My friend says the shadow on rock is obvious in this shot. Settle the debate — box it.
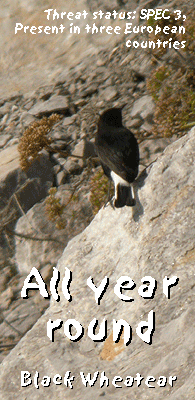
[132,167,148,222]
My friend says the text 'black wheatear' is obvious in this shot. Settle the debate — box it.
[95,108,139,208]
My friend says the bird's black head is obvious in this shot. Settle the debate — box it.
[99,108,123,128]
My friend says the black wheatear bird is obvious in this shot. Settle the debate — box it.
[95,108,139,208]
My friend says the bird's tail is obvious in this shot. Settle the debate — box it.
[114,183,135,208]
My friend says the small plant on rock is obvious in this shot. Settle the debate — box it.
[18,114,62,171]
[146,10,195,137]
[90,169,114,215]
[45,187,66,229]
[147,66,195,137]
[147,10,179,57]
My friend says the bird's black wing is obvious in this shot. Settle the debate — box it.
[96,125,139,183]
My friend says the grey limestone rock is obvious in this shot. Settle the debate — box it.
[14,201,68,275]
[0,133,12,148]
[0,102,13,115]
[0,128,195,400]
[29,95,69,117]
[0,145,53,213]
[101,87,118,102]
[56,170,68,186]
[0,144,54,263]
[130,95,155,121]
[139,137,174,166]
[19,111,36,127]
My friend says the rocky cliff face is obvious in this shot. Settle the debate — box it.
[1,0,180,359]
[0,0,195,397]
[0,128,194,400]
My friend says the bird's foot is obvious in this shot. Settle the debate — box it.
[104,196,115,210]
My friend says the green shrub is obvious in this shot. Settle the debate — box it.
[45,187,66,229]
[90,169,113,214]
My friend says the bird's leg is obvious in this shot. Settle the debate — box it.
[107,179,111,202]
[103,180,115,209]
[131,184,136,205]
[125,185,136,207]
